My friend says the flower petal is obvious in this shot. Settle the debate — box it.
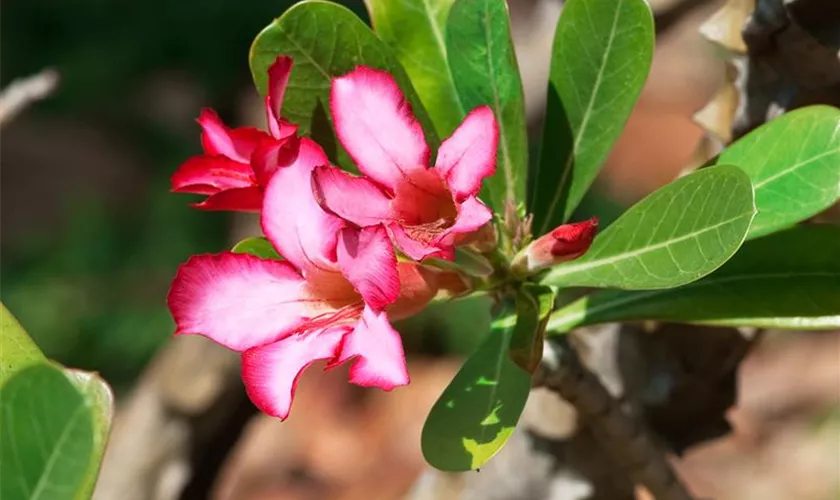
[167,252,312,351]
[434,106,498,200]
[265,56,293,139]
[387,263,441,321]
[198,109,267,163]
[337,226,399,311]
[192,187,263,212]
[387,224,444,261]
[242,327,348,419]
[261,138,344,277]
[171,155,254,194]
[439,196,493,242]
[335,306,409,390]
[311,166,393,227]
[251,133,300,186]
[331,67,429,192]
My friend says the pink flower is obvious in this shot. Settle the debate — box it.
[171,56,300,212]
[311,67,499,261]
[511,217,599,275]
[167,139,451,419]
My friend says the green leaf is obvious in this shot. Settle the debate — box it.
[547,225,840,332]
[712,105,840,239]
[446,0,528,212]
[421,305,532,471]
[530,0,654,235]
[64,370,113,500]
[231,237,282,260]
[509,284,555,374]
[540,165,756,290]
[0,303,46,386]
[0,364,95,500]
[250,0,439,172]
[365,0,464,136]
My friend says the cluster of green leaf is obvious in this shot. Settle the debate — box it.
[0,305,113,500]
[238,0,840,472]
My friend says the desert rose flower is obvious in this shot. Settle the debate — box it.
[311,67,498,261]
[170,56,299,211]
[168,139,448,419]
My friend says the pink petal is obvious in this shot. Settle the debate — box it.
[434,106,498,201]
[334,306,409,390]
[331,67,429,192]
[387,263,442,321]
[198,109,268,163]
[167,252,313,351]
[251,134,300,186]
[265,56,294,139]
[193,187,263,212]
[261,138,344,277]
[387,224,444,261]
[311,166,393,227]
[337,226,399,311]
[171,155,254,194]
[242,327,348,419]
[439,196,493,242]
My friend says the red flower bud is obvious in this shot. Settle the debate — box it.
[511,217,598,276]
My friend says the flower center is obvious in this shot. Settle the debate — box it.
[393,167,457,242]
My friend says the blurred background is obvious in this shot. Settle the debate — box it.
[1,0,837,499]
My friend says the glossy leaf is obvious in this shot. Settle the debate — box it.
[509,284,555,374]
[547,225,840,332]
[540,165,756,289]
[422,306,532,471]
[531,0,654,235]
[0,303,45,386]
[231,237,282,260]
[250,0,439,171]
[712,105,840,239]
[65,370,114,500]
[446,0,528,212]
[365,0,463,136]
[0,364,95,500]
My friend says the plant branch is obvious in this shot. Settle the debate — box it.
[533,338,696,500]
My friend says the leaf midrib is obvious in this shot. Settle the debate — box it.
[29,404,87,500]
[542,211,752,282]
[548,270,840,330]
[538,0,622,234]
[481,2,515,206]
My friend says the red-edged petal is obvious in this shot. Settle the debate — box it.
[193,187,263,212]
[242,327,348,419]
[387,224,444,261]
[167,252,312,351]
[198,109,268,163]
[337,226,399,311]
[434,106,498,201]
[171,155,254,194]
[251,133,300,186]
[265,56,294,139]
[438,196,493,242]
[311,166,393,227]
[334,306,409,390]
[261,138,344,277]
[331,67,429,192]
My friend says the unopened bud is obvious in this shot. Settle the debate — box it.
[510,217,598,276]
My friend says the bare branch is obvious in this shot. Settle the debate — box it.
[534,339,696,500]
